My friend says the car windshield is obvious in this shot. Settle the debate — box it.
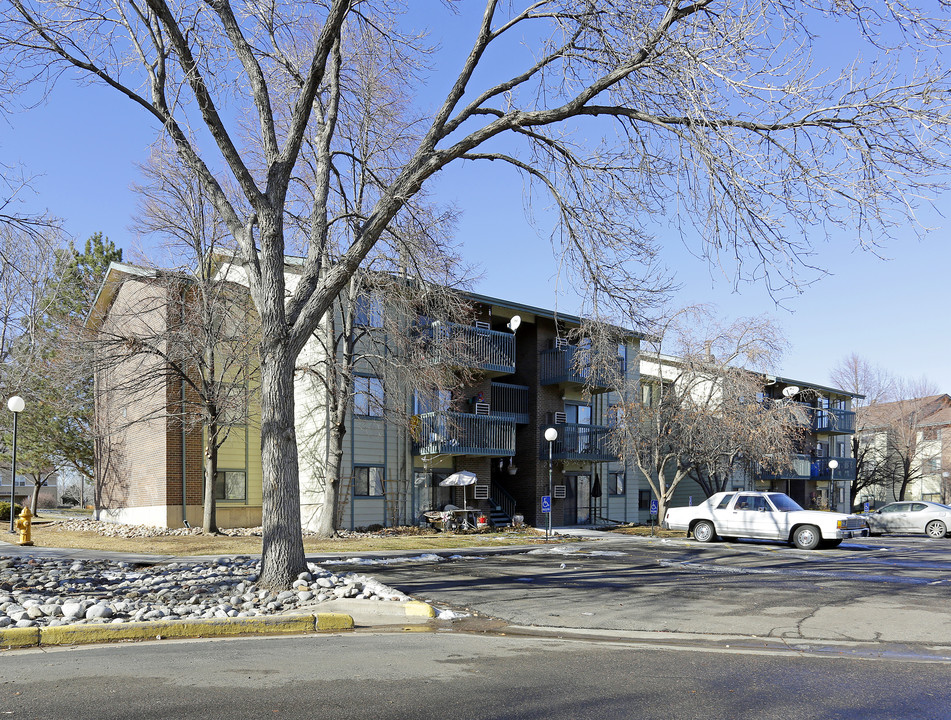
[768,494,804,512]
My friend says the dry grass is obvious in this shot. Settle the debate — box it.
[606,524,686,539]
[25,524,561,557]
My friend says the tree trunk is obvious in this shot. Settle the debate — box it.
[258,337,307,589]
[30,482,41,515]
[202,424,219,534]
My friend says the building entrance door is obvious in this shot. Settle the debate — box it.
[564,474,591,525]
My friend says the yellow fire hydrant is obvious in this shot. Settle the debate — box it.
[14,507,34,546]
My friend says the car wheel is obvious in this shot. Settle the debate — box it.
[692,520,716,543]
[792,525,821,550]
[925,520,947,539]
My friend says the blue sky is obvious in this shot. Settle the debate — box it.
[1,8,948,393]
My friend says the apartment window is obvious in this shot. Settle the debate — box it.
[354,376,384,417]
[927,456,942,473]
[638,489,652,510]
[564,403,592,425]
[412,388,451,415]
[215,470,247,502]
[922,428,940,442]
[354,466,385,496]
[609,471,625,495]
[354,293,383,328]
[217,382,248,427]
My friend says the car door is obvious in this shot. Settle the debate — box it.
[736,494,782,539]
[906,503,930,533]
[874,503,909,533]
[725,493,766,538]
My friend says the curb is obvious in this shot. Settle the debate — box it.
[0,612,355,649]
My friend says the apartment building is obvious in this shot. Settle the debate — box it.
[756,376,861,512]
[856,394,951,506]
[88,261,643,530]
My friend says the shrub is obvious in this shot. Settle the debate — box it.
[0,502,24,522]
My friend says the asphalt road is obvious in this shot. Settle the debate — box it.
[340,532,951,656]
[4,632,951,720]
[4,531,951,719]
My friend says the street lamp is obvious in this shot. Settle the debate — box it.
[7,395,24,533]
[827,459,839,512]
[544,426,558,541]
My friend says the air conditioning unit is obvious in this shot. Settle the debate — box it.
[554,411,567,424]
[474,402,490,416]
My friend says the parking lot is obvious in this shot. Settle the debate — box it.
[349,531,951,655]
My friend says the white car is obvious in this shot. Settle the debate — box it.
[865,501,951,538]
[663,491,869,549]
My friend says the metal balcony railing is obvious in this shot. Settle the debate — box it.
[423,322,515,374]
[759,453,813,480]
[539,346,622,391]
[539,423,617,462]
[490,382,530,424]
[812,407,856,434]
[812,456,856,481]
[759,454,856,482]
[413,411,516,457]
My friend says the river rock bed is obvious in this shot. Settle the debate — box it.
[0,556,409,629]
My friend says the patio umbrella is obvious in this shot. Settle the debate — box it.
[440,471,478,514]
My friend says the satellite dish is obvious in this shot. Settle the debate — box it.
[782,386,800,398]
[507,315,521,332]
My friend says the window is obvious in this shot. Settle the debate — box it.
[609,472,625,495]
[217,382,248,427]
[922,427,940,442]
[717,494,736,509]
[354,466,384,496]
[354,376,384,417]
[413,388,451,415]
[354,293,383,328]
[927,456,942,473]
[215,471,246,502]
[638,489,652,510]
[564,403,592,425]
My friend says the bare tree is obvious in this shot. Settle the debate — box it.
[4,1,950,586]
[830,354,894,409]
[830,353,895,506]
[0,161,60,239]
[859,376,943,502]
[608,309,801,518]
[125,152,262,534]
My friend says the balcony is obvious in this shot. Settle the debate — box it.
[413,411,515,457]
[539,345,623,392]
[422,322,515,375]
[539,423,618,462]
[759,454,856,482]
[812,407,856,434]
[773,402,856,434]
[490,382,530,424]
[812,456,856,481]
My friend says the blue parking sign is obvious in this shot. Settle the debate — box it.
[650,499,658,516]
[542,496,552,513]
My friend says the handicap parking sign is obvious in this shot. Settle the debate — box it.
[649,499,658,516]
[542,496,552,513]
